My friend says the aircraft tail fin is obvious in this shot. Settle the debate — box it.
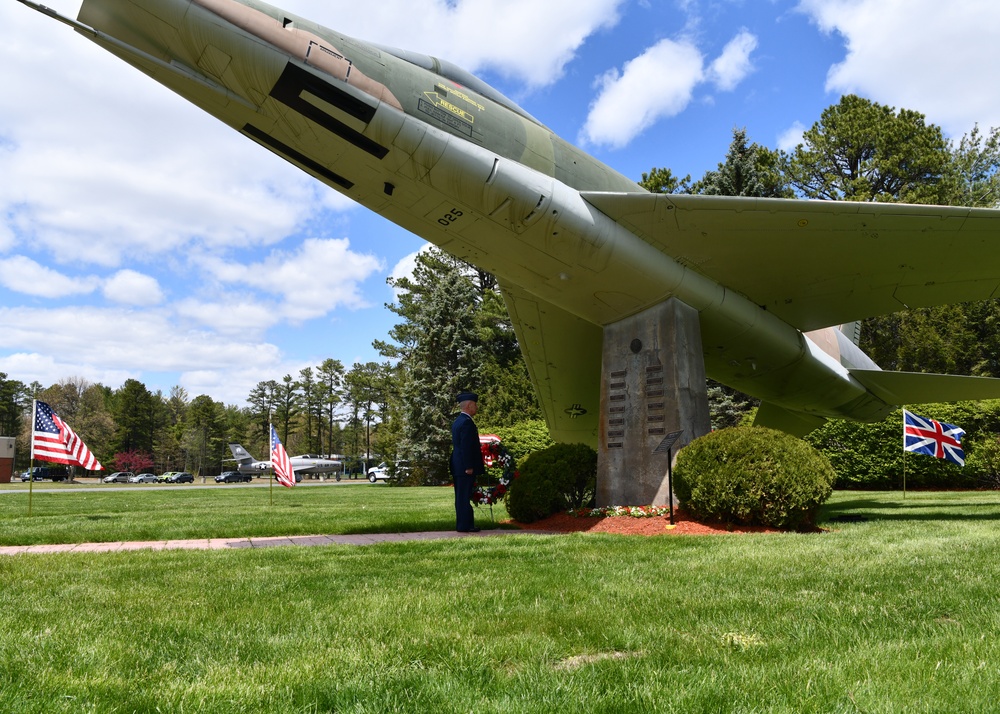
[838,321,862,346]
[227,443,256,465]
[849,369,1000,406]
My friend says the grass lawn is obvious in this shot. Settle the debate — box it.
[1,487,1000,712]
[0,482,473,546]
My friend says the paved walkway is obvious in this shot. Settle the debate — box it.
[0,529,549,556]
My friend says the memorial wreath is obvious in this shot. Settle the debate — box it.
[472,440,518,506]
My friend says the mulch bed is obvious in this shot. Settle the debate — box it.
[506,509,788,536]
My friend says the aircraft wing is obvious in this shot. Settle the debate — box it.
[849,369,1000,405]
[500,281,603,443]
[580,192,1000,331]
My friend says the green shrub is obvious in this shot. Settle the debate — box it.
[806,403,994,490]
[673,426,836,530]
[505,443,597,523]
[806,401,980,490]
[963,433,1000,488]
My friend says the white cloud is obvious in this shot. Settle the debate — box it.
[582,39,705,149]
[174,298,277,338]
[103,270,164,306]
[444,0,626,87]
[281,0,626,89]
[708,29,758,91]
[0,221,13,253]
[0,353,135,393]
[797,0,1000,136]
[0,349,290,407]
[1,0,625,277]
[390,250,422,283]
[200,238,385,322]
[0,256,99,297]
[0,304,286,391]
[387,246,433,300]
[581,26,759,149]
[777,121,807,152]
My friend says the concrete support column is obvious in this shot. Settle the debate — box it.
[596,299,711,506]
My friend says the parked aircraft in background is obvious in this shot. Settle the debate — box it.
[18,0,1000,444]
[227,443,342,478]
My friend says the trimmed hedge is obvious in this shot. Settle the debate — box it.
[806,403,999,489]
[673,426,836,530]
[505,443,596,523]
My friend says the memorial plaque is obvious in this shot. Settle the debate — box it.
[597,299,710,506]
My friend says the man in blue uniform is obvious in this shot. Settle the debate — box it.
[450,391,485,532]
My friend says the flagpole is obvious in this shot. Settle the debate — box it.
[268,420,274,507]
[902,409,907,500]
[28,399,37,516]
[903,441,907,500]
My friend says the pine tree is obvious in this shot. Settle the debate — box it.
[697,127,792,198]
[783,94,952,203]
[316,359,345,456]
[405,256,482,483]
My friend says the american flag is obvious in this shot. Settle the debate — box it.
[32,400,103,471]
[903,409,965,467]
[270,424,295,488]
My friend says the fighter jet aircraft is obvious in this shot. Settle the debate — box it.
[17,0,1000,448]
[227,443,342,478]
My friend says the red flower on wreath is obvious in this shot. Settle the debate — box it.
[472,439,518,506]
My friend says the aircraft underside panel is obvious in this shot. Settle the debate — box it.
[500,282,602,446]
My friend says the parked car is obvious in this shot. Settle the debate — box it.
[128,473,158,483]
[157,472,178,483]
[19,466,49,481]
[103,472,134,483]
[367,462,388,482]
[367,460,409,483]
[166,472,194,483]
[215,471,252,483]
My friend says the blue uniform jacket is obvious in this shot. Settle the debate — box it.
[450,412,485,477]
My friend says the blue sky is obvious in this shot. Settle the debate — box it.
[2,0,1000,406]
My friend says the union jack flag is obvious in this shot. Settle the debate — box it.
[32,400,103,471]
[903,409,965,467]
[270,424,295,488]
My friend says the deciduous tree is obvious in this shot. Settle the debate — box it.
[114,451,154,473]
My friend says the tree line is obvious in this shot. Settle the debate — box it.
[0,362,397,476]
[2,94,999,479]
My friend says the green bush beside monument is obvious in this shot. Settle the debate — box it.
[674,426,836,530]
